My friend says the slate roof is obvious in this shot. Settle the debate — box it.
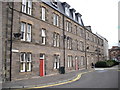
[41,0,84,26]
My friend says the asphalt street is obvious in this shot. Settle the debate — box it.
[3,67,119,90]
[49,69,118,88]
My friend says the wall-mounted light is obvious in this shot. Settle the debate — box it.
[86,46,89,49]
[13,33,21,38]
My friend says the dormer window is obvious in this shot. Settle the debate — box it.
[78,16,82,25]
[51,0,58,7]
[70,8,76,20]
[65,7,69,16]
[73,12,75,20]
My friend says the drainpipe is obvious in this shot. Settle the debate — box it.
[82,26,87,69]
[8,2,14,81]
[63,15,65,72]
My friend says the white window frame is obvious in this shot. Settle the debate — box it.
[53,55,60,69]
[22,0,32,15]
[27,0,32,15]
[53,32,57,47]
[41,29,46,45]
[27,24,32,42]
[20,53,32,72]
[51,0,58,7]
[68,56,72,68]
[26,53,32,72]
[65,7,69,16]
[81,56,84,66]
[53,32,60,47]
[78,16,82,25]
[73,12,75,20]
[56,15,59,26]
[69,38,72,49]
[22,0,27,13]
[21,22,26,41]
[66,21,69,31]
[53,13,59,26]
[56,33,60,47]
[42,7,46,21]
[67,37,72,50]
[20,53,26,72]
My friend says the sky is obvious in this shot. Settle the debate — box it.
[60,0,118,49]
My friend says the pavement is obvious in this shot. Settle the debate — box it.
[2,65,119,89]
[2,68,93,89]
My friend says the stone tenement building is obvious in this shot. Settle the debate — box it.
[109,46,120,61]
[1,0,104,82]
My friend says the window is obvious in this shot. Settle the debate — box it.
[80,41,84,51]
[27,24,32,42]
[73,12,75,20]
[86,32,89,40]
[53,13,59,26]
[65,7,69,16]
[41,7,46,21]
[67,37,72,49]
[51,0,58,7]
[53,54,60,69]
[40,54,45,59]
[75,25,77,34]
[26,53,32,71]
[21,22,32,42]
[22,0,27,13]
[41,29,46,45]
[66,21,72,32]
[81,56,84,66]
[78,16,82,25]
[77,40,79,50]
[27,0,32,15]
[66,21,69,31]
[75,40,78,50]
[22,0,32,15]
[20,53,26,72]
[21,22,26,41]
[53,32,60,47]
[68,55,73,68]
[20,52,32,72]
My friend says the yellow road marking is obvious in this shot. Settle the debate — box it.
[15,69,119,90]
[30,71,92,89]
[15,70,93,90]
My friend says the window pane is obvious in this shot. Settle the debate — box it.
[21,23,26,41]
[22,0,26,13]
[53,14,56,25]
[78,17,82,25]
[27,62,31,71]
[28,0,32,8]
[66,22,69,31]
[73,12,75,20]
[65,7,69,16]
[20,53,25,62]
[42,7,45,21]
[53,33,57,47]
[20,62,25,72]
[27,24,31,42]
[56,15,59,26]
[40,54,45,59]
[27,53,31,62]
[27,0,32,15]
[57,34,60,47]
[41,29,46,37]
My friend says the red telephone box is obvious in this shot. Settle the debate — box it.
[39,54,45,77]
